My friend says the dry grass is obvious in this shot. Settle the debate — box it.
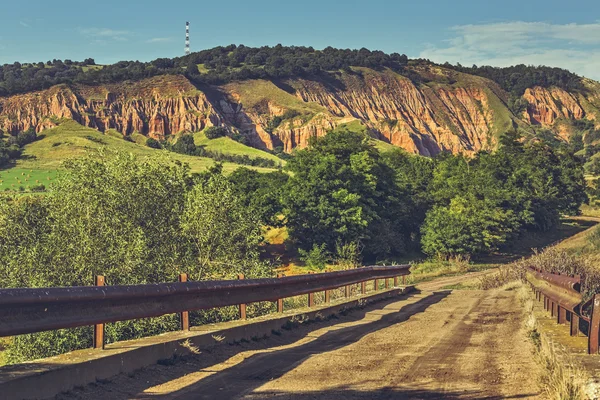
[517,285,588,399]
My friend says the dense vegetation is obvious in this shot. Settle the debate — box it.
[0,127,587,363]
[0,127,37,168]
[446,63,585,96]
[0,44,584,97]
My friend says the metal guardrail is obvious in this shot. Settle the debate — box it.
[0,265,410,349]
[526,267,600,354]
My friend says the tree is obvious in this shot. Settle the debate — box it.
[146,137,161,149]
[282,130,412,259]
[172,134,196,155]
[204,126,228,139]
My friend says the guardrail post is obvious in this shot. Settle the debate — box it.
[325,288,331,304]
[277,273,284,313]
[385,278,390,290]
[361,281,366,295]
[93,275,105,349]
[307,272,315,307]
[374,279,379,292]
[589,294,600,354]
[238,274,246,320]
[551,301,556,317]
[394,276,398,287]
[179,273,190,331]
[570,312,580,336]
[402,275,406,286]
[345,284,350,298]
[558,306,567,324]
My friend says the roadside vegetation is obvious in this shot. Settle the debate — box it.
[0,124,589,364]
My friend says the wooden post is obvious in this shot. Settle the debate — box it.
[394,276,398,287]
[308,292,315,307]
[238,274,246,320]
[345,284,350,298]
[402,275,406,286]
[385,278,390,290]
[374,279,378,292]
[325,289,331,304]
[277,273,284,313]
[361,281,366,295]
[93,275,105,349]
[179,273,190,331]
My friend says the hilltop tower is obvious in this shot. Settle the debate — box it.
[185,22,190,56]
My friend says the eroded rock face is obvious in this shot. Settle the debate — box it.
[523,87,585,126]
[0,76,225,140]
[1,70,599,156]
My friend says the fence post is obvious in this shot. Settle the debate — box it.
[402,275,406,286]
[394,276,398,287]
[238,274,246,320]
[374,279,378,292]
[277,273,284,313]
[361,281,366,295]
[325,288,331,304]
[345,284,350,298]
[385,278,390,290]
[589,294,600,354]
[308,272,315,307]
[178,273,190,331]
[93,275,105,349]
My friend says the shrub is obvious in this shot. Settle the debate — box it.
[299,243,331,271]
[146,137,161,149]
[204,126,228,139]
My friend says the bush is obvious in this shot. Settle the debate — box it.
[204,126,228,139]
[299,243,331,271]
[146,137,161,149]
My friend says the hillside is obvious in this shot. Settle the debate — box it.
[0,120,276,191]
[1,46,600,157]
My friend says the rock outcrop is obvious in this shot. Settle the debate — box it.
[1,67,599,156]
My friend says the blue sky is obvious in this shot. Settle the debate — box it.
[2,0,600,79]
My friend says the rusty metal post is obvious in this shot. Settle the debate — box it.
[238,274,246,320]
[277,273,284,313]
[361,281,366,295]
[93,275,105,349]
[178,273,190,331]
[308,291,315,307]
[570,313,580,337]
[589,295,600,354]
[394,276,398,287]
[558,306,567,324]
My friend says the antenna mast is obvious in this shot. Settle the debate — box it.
[185,22,190,56]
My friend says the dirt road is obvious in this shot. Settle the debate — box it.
[60,285,543,400]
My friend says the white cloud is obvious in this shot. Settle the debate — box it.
[419,21,600,80]
[146,37,173,43]
[78,28,129,42]
[19,21,31,28]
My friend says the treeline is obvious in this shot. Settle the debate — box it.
[0,44,586,98]
[446,63,584,95]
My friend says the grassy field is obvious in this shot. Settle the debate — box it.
[193,130,284,164]
[1,121,277,189]
[0,169,58,192]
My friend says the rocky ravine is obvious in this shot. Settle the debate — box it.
[1,67,599,156]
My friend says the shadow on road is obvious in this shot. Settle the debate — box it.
[140,291,451,400]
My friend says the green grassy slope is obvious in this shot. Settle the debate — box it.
[193,131,284,164]
[7,121,276,179]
